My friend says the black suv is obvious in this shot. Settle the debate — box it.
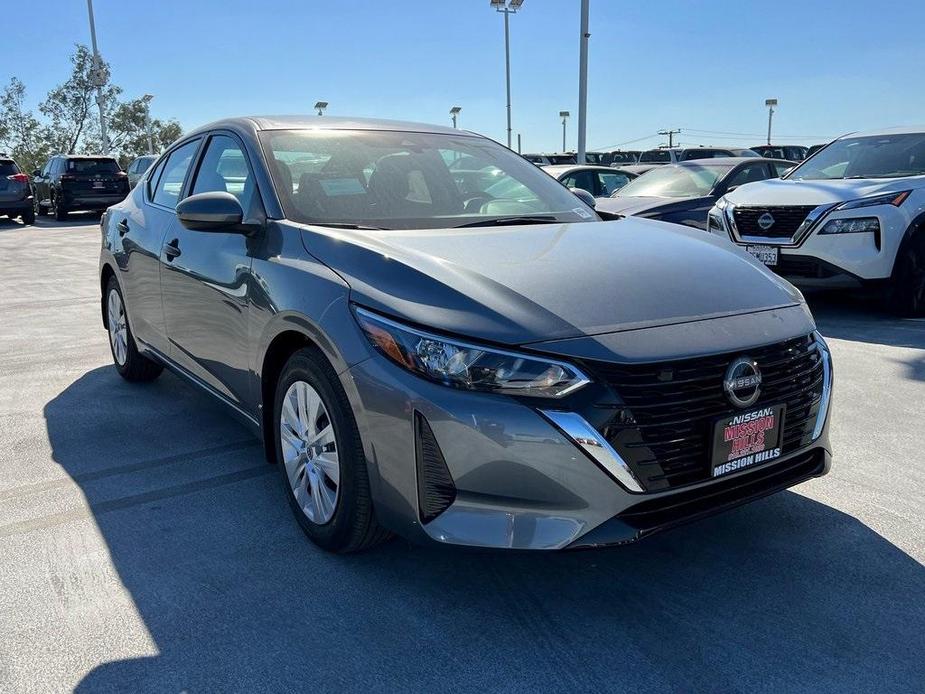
[33,155,129,220]
[0,156,35,225]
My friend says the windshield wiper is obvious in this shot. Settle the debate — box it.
[309,222,390,230]
[453,215,559,228]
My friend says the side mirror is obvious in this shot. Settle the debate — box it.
[176,191,250,232]
[569,187,596,209]
[32,169,41,177]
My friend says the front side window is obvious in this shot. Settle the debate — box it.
[260,129,596,229]
[616,164,733,198]
[598,171,631,195]
[192,134,255,211]
[726,163,772,189]
[561,170,596,195]
[152,140,199,208]
[786,133,925,180]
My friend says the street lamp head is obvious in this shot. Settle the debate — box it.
[141,94,154,103]
[314,101,328,115]
[450,106,462,115]
[765,98,778,107]
[559,111,570,119]
[491,0,524,10]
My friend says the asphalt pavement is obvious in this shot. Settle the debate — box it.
[0,215,923,693]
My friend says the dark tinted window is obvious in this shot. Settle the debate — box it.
[192,134,255,210]
[640,150,671,163]
[561,170,596,194]
[726,163,772,189]
[65,158,121,174]
[146,157,166,199]
[152,140,199,208]
[609,152,638,164]
[0,160,20,176]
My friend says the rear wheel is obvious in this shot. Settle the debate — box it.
[51,193,68,221]
[20,206,35,225]
[105,276,163,382]
[274,348,390,553]
[892,235,925,317]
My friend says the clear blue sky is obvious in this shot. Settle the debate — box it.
[5,0,924,152]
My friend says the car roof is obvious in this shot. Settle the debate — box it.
[186,115,469,139]
[672,156,793,167]
[57,154,118,159]
[836,125,925,139]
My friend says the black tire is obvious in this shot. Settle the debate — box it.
[20,206,35,225]
[35,197,47,216]
[104,276,163,382]
[51,194,67,221]
[892,234,925,317]
[273,348,390,553]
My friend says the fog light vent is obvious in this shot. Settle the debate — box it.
[414,411,457,523]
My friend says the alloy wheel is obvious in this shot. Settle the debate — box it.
[280,380,340,524]
[107,289,128,366]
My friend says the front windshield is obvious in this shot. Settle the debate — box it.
[787,133,925,180]
[615,163,731,198]
[260,130,596,229]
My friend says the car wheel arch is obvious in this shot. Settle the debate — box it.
[894,210,925,278]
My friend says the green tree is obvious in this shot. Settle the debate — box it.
[108,98,182,166]
[0,78,54,173]
[39,44,120,155]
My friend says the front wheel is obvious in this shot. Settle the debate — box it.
[105,276,163,382]
[892,235,925,317]
[274,348,390,553]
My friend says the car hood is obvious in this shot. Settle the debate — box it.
[299,218,804,346]
[724,176,918,206]
[596,195,711,217]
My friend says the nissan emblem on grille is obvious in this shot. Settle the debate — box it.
[723,357,762,408]
[757,212,776,230]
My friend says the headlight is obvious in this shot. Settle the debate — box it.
[354,307,590,398]
[834,190,910,210]
[819,217,880,235]
[812,331,833,441]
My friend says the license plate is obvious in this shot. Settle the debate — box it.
[711,404,785,478]
[746,244,779,266]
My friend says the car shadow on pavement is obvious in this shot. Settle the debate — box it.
[808,290,925,350]
[44,367,925,693]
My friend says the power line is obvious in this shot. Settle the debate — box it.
[682,127,836,140]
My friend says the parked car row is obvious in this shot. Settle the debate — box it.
[0,153,158,224]
[98,114,834,554]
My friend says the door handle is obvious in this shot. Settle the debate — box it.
[117,219,130,236]
[164,239,182,260]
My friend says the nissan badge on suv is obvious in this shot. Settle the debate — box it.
[708,127,925,315]
[99,116,833,553]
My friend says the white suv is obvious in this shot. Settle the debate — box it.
[707,126,925,315]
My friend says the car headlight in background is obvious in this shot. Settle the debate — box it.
[834,190,910,210]
[819,217,880,235]
[354,307,590,398]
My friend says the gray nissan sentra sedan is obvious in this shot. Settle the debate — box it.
[99,116,833,552]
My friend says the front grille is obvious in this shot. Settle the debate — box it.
[587,334,825,491]
[733,205,816,240]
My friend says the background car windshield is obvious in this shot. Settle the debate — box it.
[615,164,730,198]
[66,158,121,174]
[261,129,596,229]
[787,133,925,180]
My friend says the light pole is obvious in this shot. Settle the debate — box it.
[315,101,328,116]
[576,0,590,164]
[765,98,777,145]
[491,0,524,149]
[450,106,461,129]
[85,0,109,154]
[559,111,570,152]
[141,94,154,154]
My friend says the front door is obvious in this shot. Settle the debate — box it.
[159,132,260,410]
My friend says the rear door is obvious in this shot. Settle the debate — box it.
[159,131,259,408]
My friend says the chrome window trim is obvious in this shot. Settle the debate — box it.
[539,410,644,493]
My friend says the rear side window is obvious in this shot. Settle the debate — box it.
[152,140,199,208]
[0,160,20,176]
[65,158,121,174]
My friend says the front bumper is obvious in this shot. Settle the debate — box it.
[341,340,833,551]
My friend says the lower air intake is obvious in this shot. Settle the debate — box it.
[414,411,457,523]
